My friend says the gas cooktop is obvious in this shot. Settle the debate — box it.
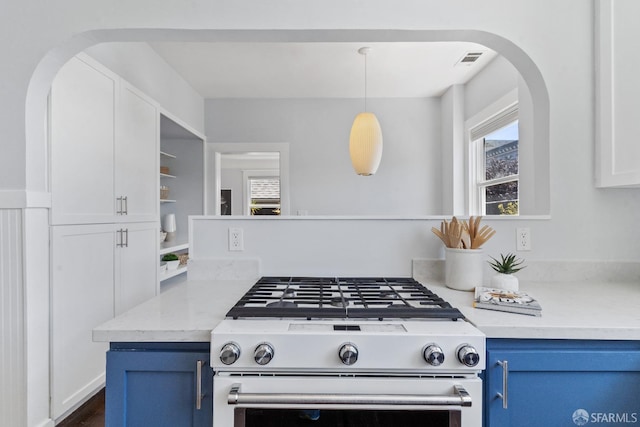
[225,276,464,321]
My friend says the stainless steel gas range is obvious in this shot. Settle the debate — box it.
[211,277,485,427]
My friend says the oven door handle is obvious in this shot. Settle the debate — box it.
[227,383,472,407]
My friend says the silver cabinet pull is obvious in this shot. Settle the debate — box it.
[196,360,204,410]
[116,229,123,247]
[116,196,123,215]
[496,360,508,409]
[116,229,128,248]
[122,196,128,215]
[228,383,472,407]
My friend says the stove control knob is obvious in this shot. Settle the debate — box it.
[254,343,275,365]
[220,342,241,365]
[423,344,445,366]
[457,344,480,367]
[339,343,359,365]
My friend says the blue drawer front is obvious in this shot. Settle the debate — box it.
[485,339,640,427]
[106,348,212,427]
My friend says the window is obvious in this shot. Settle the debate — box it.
[470,105,519,215]
[247,176,281,215]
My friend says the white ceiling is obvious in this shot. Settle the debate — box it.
[150,42,497,99]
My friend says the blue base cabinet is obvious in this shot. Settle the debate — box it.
[106,343,213,427]
[484,339,640,427]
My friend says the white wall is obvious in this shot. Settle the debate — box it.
[464,56,519,119]
[221,169,244,215]
[84,43,205,134]
[206,97,443,215]
[3,1,640,426]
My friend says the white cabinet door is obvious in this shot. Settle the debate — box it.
[596,0,640,187]
[50,56,117,224]
[51,224,115,419]
[115,222,159,315]
[116,84,159,222]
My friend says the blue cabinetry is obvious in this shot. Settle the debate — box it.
[106,342,213,427]
[484,339,640,427]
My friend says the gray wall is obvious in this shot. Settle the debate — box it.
[85,43,205,134]
[205,97,442,215]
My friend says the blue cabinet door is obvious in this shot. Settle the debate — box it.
[106,343,212,427]
[485,339,640,427]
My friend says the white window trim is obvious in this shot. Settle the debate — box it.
[465,89,519,216]
[208,142,290,215]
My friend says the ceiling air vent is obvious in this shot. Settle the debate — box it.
[455,51,485,66]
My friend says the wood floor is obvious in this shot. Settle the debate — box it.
[57,389,105,427]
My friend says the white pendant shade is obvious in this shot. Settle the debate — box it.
[349,112,383,176]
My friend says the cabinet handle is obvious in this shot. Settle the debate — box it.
[123,228,129,248]
[196,360,204,410]
[496,360,508,409]
[116,196,122,215]
[123,196,128,215]
[116,229,123,247]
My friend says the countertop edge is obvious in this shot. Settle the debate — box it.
[93,278,640,343]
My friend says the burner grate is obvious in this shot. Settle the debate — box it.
[225,277,464,321]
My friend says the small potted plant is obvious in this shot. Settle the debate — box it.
[162,253,180,271]
[488,253,526,291]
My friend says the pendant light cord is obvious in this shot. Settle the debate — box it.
[364,52,368,112]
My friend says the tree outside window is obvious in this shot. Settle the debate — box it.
[473,118,519,215]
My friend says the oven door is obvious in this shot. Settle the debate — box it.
[213,373,482,427]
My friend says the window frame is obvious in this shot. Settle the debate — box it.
[468,103,520,216]
[242,169,281,215]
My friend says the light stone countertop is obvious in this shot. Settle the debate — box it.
[93,278,640,343]
[92,279,255,343]
[422,279,640,341]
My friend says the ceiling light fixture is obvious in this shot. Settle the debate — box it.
[349,47,383,176]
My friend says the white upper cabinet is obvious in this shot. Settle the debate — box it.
[116,83,159,221]
[596,0,640,187]
[50,56,117,223]
[50,55,159,224]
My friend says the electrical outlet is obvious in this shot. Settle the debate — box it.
[516,227,531,251]
[228,227,244,251]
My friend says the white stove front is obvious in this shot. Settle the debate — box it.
[211,319,485,373]
[213,373,483,427]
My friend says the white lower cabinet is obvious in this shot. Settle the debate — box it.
[115,222,159,315]
[51,222,157,420]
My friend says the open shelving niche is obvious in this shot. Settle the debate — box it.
[159,113,205,291]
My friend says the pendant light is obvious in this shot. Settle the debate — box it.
[349,46,383,176]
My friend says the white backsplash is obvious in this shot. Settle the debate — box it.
[412,259,640,285]
[189,217,640,284]
[188,258,260,281]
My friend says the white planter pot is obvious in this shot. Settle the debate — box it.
[445,248,484,291]
[490,273,519,291]
[165,260,180,271]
